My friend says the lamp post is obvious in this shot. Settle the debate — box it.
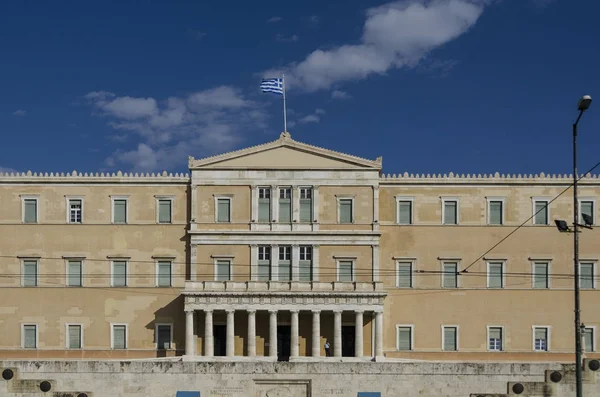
[573,94,592,397]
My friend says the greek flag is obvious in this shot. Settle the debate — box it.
[260,78,284,95]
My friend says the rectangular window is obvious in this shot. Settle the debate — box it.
[67,260,82,287]
[257,246,271,281]
[397,262,412,288]
[579,262,594,289]
[23,198,38,223]
[488,200,503,225]
[278,246,291,281]
[397,200,412,225]
[156,324,172,350]
[216,198,231,223]
[533,262,549,289]
[67,325,82,349]
[112,260,127,287]
[443,200,458,225]
[488,261,504,288]
[442,262,457,288]
[299,246,313,281]
[113,198,128,224]
[397,326,412,351]
[157,261,172,287]
[258,187,271,222]
[23,324,37,348]
[68,199,83,223]
[215,259,231,281]
[534,327,549,351]
[158,199,172,224]
[581,200,594,225]
[584,328,595,352]
[338,260,354,282]
[112,324,127,349]
[23,259,38,287]
[279,188,292,223]
[300,187,313,223]
[488,327,503,351]
[339,198,353,224]
[534,200,549,225]
[443,326,458,351]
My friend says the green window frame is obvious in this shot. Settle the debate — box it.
[112,198,128,224]
[487,261,504,289]
[23,259,38,287]
[396,326,412,351]
[157,261,172,287]
[23,197,38,223]
[258,187,271,222]
[338,198,353,224]
[67,324,82,349]
[112,260,127,287]
[67,260,82,287]
[443,326,457,351]
[157,198,172,224]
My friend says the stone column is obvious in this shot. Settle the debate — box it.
[375,310,384,359]
[269,310,278,358]
[290,310,299,358]
[373,186,380,231]
[291,245,300,281]
[185,310,195,357]
[250,245,258,281]
[204,310,214,357]
[312,310,321,357]
[334,310,342,357]
[271,185,278,223]
[247,310,256,357]
[312,245,320,282]
[372,245,380,282]
[226,309,235,357]
[271,245,279,281]
[355,310,364,358]
[251,185,258,223]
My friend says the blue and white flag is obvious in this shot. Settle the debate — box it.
[260,78,284,95]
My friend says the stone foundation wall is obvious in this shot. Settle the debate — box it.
[1,360,599,397]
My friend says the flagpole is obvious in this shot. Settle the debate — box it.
[282,74,287,132]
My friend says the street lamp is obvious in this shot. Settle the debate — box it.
[556,94,592,397]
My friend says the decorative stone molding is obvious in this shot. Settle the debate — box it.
[380,171,600,183]
[0,170,189,182]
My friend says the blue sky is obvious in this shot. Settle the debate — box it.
[1,0,599,175]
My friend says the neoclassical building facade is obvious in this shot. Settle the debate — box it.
[1,131,599,363]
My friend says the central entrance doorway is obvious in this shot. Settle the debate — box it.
[342,325,355,357]
[277,325,291,361]
[214,325,227,356]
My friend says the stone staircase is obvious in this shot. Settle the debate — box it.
[470,359,600,397]
[1,367,93,396]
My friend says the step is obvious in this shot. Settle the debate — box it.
[506,381,554,396]
[544,369,596,385]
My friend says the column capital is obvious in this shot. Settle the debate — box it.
[292,244,299,248]
[250,244,258,248]
[268,309,278,314]
[313,186,320,191]
[185,309,195,315]
[354,309,365,314]
[205,309,214,314]
[374,309,384,314]
[311,309,321,314]
[372,244,380,249]
[247,309,256,314]
[226,309,235,314]
[333,309,343,314]
[290,309,299,314]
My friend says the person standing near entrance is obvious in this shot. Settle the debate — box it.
[324,341,331,357]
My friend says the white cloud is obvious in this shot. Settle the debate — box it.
[0,166,18,173]
[331,90,351,100]
[265,0,486,91]
[12,109,26,116]
[85,86,268,171]
[309,15,320,24]
[276,33,299,42]
[298,114,320,124]
[267,16,282,23]
[315,108,326,115]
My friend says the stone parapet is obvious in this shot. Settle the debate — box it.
[0,170,189,183]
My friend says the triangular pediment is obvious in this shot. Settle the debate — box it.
[189,132,382,170]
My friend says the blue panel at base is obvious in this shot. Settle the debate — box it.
[358,393,381,397]
[176,392,200,397]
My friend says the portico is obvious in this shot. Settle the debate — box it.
[182,280,386,361]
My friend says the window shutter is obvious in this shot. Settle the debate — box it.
[258,199,270,222]
[338,261,353,282]
[113,200,127,223]
[24,199,37,223]
[580,263,594,288]
[444,201,457,224]
[24,325,36,348]
[279,199,291,223]
[489,328,501,340]
[216,260,231,281]
[158,200,172,223]
[581,201,594,219]
[535,328,547,341]
[217,199,230,222]
[68,325,81,349]
[535,201,547,224]
[157,261,172,287]
[489,201,502,225]
[397,263,412,288]
[339,199,353,223]
[488,262,503,288]
[113,325,126,349]
[534,263,548,288]
[300,198,312,223]
[584,329,594,352]
[23,260,37,287]
[112,261,127,287]
[398,201,412,224]
[278,260,291,281]
[258,261,271,281]
[68,260,82,287]
[299,260,312,281]
[157,325,171,349]
[443,263,457,288]
[444,327,457,351]
[397,327,411,351]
